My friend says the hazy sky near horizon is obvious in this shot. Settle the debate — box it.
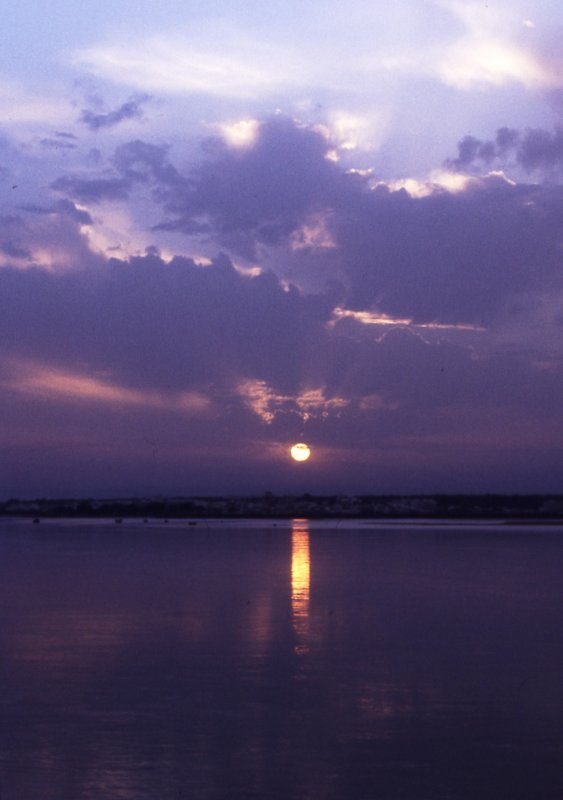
[2,0,563,498]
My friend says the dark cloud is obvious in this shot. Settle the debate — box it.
[325,322,563,420]
[331,176,563,324]
[124,117,360,259]
[518,127,563,171]
[22,200,93,225]
[34,115,563,465]
[40,138,77,150]
[86,148,103,166]
[30,114,563,329]
[445,128,519,170]
[80,94,151,131]
[51,174,132,203]
[110,117,562,325]
[174,118,350,255]
[446,135,496,170]
[50,140,179,204]
[447,126,563,174]
[56,199,93,225]
[0,244,561,421]
[0,205,101,269]
[113,139,183,186]
[0,252,333,395]
[0,241,30,260]
[55,131,78,140]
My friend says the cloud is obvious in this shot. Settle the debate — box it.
[40,138,77,151]
[148,117,360,259]
[8,360,211,416]
[48,116,563,327]
[113,139,181,185]
[447,125,563,174]
[0,78,73,126]
[71,1,563,107]
[51,174,132,203]
[100,116,563,326]
[0,250,333,396]
[438,36,550,90]
[0,240,31,260]
[1,239,562,426]
[80,94,151,131]
[74,34,306,99]
[19,199,93,227]
[50,139,183,208]
[433,0,561,89]
[0,202,99,270]
[332,174,563,324]
[236,380,349,424]
[445,129,493,171]
[517,127,563,171]
[1,231,563,494]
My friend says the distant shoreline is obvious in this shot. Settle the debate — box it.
[2,493,563,523]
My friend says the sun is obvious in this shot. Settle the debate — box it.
[290,442,311,462]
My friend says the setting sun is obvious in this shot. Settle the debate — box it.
[290,443,311,462]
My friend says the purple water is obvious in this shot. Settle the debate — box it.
[0,518,562,799]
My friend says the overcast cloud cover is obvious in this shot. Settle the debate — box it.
[2,0,563,498]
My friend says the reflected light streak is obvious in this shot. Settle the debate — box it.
[291,519,310,655]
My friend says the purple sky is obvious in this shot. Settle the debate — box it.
[2,1,563,498]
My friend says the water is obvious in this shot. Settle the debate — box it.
[1,518,563,799]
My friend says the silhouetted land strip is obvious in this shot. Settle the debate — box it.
[2,494,563,521]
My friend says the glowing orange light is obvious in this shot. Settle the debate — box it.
[291,519,310,654]
[290,442,311,462]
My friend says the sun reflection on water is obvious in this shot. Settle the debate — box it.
[291,519,310,654]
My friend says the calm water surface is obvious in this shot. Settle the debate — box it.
[0,519,563,799]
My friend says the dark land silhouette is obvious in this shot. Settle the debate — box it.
[2,494,563,521]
